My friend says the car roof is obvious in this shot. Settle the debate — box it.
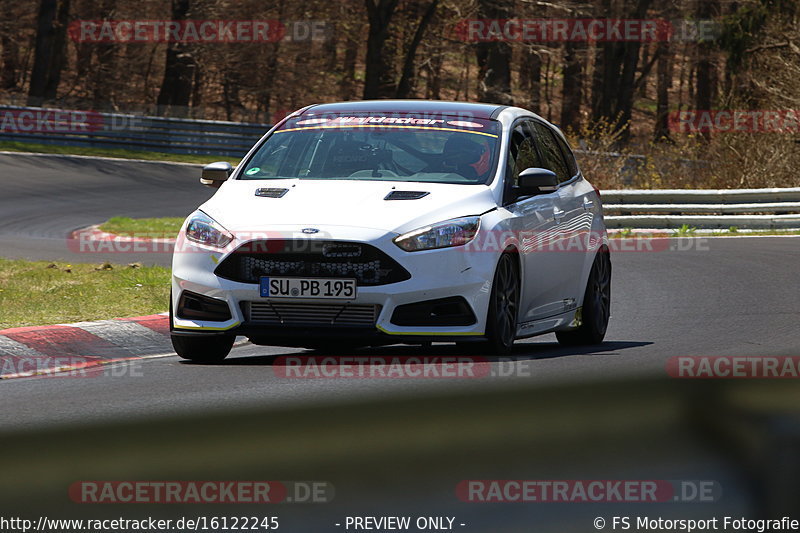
[299,100,506,120]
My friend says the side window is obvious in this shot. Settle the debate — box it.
[553,131,579,178]
[531,122,570,183]
[506,123,544,188]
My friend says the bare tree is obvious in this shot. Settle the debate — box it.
[519,46,542,113]
[395,0,440,98]
[1,34,21,89]
[474,0,514,105]
[561,40,584,131]
[695,0,719,141]
[340,35,360,100]
[156,0,196,116]
[654,1,677,142]
[27,0,70,105]
[363,0,400,99]
[590,0,651,143]
[90,0,117,109]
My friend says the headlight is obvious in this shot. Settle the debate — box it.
[394,216,480,252]
[184,211,234,249]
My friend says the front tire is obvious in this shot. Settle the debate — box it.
[169,289,234,362]
[485,253,520,355]
[171,334,234,363]
[556,248,611,346]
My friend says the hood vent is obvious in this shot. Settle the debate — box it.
[255,188,289,198]
[384,190,430,201]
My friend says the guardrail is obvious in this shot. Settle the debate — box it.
[603,187,800,230]
[0,105,272,158]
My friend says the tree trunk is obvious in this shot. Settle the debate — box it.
[1,34,20,89]
[518,46,541,113]
[529,51,541,113]
[590,0,614,124]
[614,0,651,144]
[87,0,117,109]
[653,40,671,141]
[695,0,719,141]
[27,0,70,106]
[339,36,359,100]
[560,41,584,132]
[474,0,513,105]
[363,0,400,99]
[190,62,203,117]
[425,45,443,99]
[223,70,242,121]
[156,0,195,116]
[395,0,439,98]
[260,43,280,123]
[323,22,338,72]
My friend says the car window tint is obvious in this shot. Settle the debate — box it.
[507,124,544,188]
[531,122,570,183]
[245,130,299,177]
[552,131,579,177]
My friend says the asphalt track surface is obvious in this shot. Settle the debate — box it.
[0,152,213,265]
[0,152,797,430]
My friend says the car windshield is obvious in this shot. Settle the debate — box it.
[239,114,501,184]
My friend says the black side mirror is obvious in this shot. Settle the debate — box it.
[516,167,558,196]
[200,161,233,188]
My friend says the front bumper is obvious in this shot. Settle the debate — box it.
[171,226,498,343]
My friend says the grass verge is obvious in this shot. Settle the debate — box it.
[0,140,241,166]
[0,258,169,329]
[99,216,184,238]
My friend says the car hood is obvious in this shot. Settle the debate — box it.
[199,178,497,235]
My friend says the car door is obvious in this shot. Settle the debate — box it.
[501,121,565,325]
[530,121,589,306]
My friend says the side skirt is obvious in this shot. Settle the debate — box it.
[515,308,581,340]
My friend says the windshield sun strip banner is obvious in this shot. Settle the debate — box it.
[274,124,500,138]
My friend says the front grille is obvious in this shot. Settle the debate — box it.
[215,240,411,286]
[244,301,380,327]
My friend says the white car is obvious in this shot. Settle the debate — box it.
[170,100,611,362]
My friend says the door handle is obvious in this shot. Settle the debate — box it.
[553,207,565,222]
[583,197,594,210]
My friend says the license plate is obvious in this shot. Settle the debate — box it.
[260,277,357,299]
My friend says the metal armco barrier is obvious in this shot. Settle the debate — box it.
[0,105,272,158]
[603,188,800,229]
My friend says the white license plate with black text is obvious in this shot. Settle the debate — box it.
[260,277,357,299]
